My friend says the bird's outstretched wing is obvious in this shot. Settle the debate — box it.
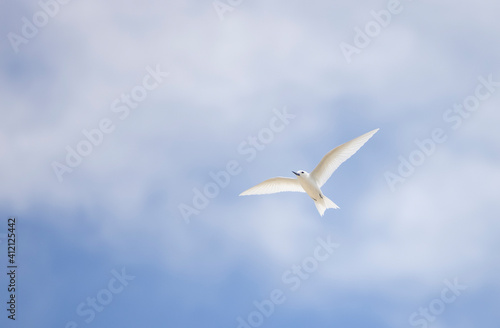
[239,177,305,196]
[310,128,379,187]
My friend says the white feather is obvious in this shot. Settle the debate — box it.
[239,177,305,196]
[239,128,379,216]
[310,128,379,187]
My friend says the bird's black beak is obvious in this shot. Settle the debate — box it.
[292,171,300,176]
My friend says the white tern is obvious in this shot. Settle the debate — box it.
[239,128,379,216]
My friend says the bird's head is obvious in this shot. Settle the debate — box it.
[292,170,308,177]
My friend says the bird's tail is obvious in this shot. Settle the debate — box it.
[314,195,339,216]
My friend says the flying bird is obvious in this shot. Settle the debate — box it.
[239,128,379,216]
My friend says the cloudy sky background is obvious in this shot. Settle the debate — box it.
[1,0,499,327]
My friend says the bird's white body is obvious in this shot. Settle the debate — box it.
[239,128,379,216]
[296,172,320,199]
[295,171,339,216]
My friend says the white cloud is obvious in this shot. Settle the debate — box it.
[2,1,500,326]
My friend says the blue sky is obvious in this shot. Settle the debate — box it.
[1,0,499,327]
